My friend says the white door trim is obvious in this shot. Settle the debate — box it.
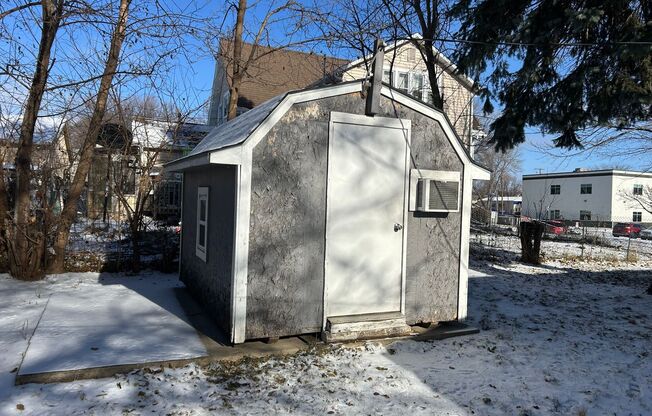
[323,112,411,330]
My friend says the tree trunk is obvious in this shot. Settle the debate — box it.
[227,0,247,121]
[8,1,64,280]
[130,221,141,273]
[49,0,131,273]
[410,1,444,111]
[520,221,544,264]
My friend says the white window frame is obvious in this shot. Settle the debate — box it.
[196,186,209,262]
[550,184,560,195]
[383,67,434,104]
[633,211,642,222]
[580,183,592,194]
[633,184,643,195]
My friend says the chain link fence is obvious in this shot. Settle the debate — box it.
[471,206,652,262]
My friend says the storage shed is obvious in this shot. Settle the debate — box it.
[167,81,490,344]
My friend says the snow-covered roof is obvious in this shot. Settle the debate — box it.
[187,94,285,157]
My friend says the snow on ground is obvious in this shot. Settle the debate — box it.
[1,236,651,415]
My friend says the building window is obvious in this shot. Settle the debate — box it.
[579,210,591,221]
[410,72,424,100]
[633,184,643,195]
[633,212,642,222]
[550,184,560,195]
[382,69,391,84]
[580,184,592,194]
[396,72,409,94]
[549,209,561,219]
[406,48,416,62]
[196,186,208,261]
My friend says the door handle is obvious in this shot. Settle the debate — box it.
[394,223,403,232]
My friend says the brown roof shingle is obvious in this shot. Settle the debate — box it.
[220,40,349,107]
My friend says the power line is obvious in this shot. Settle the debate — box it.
[398,36,652,48]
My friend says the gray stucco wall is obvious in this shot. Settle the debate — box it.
[180,165,237,334]
[245,92,463,339]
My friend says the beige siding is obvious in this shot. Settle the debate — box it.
[342,43,474,148]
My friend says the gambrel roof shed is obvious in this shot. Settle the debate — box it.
[168,80,489,344]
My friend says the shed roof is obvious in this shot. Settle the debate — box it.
[187,93,285,157]
[167,81,490,177]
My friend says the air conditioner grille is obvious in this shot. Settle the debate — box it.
[428,180,459,210]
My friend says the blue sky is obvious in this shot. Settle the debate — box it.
[2,0,648,179]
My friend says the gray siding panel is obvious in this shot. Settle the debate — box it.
[180,165,237,335]
[245,94,463,339]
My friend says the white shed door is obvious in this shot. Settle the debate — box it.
[325,114,409,317]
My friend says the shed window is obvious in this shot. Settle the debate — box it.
[633,184,643,195]
[633,212,642,222]
[580,184,592,194]
[550,184,560,195]
[196,186,208,261]
[579,210,591,221]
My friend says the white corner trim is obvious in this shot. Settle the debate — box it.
[165,153,211,172]
[457,165,473,320]
[469,164,491,180]
[209,145,244,165]
[230,152,252,344]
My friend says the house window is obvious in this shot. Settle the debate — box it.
[633,212,642,222]
[549,209,561,219]
[407,48,416,62]
[382,69,391,84]
[196,186,208,261]
[410,73,424,100]
[550,184,560,195]
[579,210,591,221]
[580,184,592,194]
[633,184,643,195]
[396,72,409,94]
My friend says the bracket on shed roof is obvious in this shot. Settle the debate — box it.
[365,39,385,116]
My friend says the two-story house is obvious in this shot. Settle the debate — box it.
[207,36,480,153]
[522,168,652,225]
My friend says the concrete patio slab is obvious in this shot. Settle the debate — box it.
[16,276,310,385]
[17,283,207,384]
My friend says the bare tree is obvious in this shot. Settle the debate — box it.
[3,0,65,280]
[621,185,652,216]
[473,128,521,214]
[110,91,204,271]
[208,0,328,121]
[49,0,131,273]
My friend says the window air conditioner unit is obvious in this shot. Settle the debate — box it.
[416,178,460,212]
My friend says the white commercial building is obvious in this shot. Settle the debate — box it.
[522,169,652,225]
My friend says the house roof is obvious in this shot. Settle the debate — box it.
[523,169,652,180]
[168,81,490,178]
[219,40,349,108]
[344,35,475,91]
